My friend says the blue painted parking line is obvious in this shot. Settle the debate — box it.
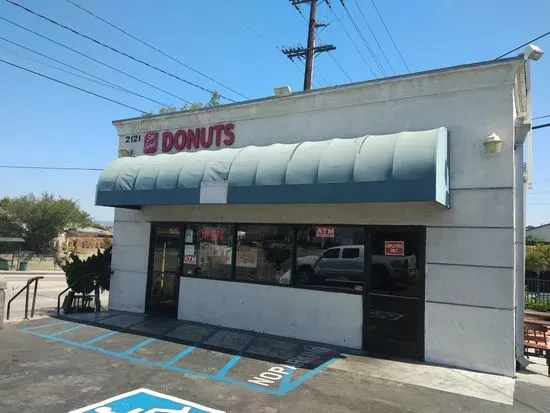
[24,321,70,331]
[121,337,157,355]
[162,328,222,367]
[49,324,85,337]
[81,330,119,345]
[19,325,336,396]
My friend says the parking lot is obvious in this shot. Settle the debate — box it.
[1,313,549,412]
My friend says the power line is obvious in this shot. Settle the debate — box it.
[5,0,236,102]
[326,2,377,78]
[534,114,550,120]
[350,0,396,74]
[0,16,191,104]
[0,165,102,171]
[0,58,147,113]
[0,36,170,107]
[339,0,388,76]
[533,122,550,130]
[495,30,550,59]
[368,0,410,72]
[63,0,248,100]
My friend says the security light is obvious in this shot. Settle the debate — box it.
[118,148,133,157]
[523,44,544,61]
[483,133,503,154]
[274,86,292,97]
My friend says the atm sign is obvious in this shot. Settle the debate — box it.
[384,241,404,256]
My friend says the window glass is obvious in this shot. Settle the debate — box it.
[235,225,292,284]
[322,248,340,259]
[183,224,233,280]
[342,248,360,259]
[294,226,366,292]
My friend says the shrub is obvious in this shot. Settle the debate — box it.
[62,246,111,294]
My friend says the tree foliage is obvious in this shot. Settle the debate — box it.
[142,91,221,117]
[525,242,550,271]
[0,193,92,252]
[62,246,112,293]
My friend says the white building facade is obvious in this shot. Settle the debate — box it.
[96,57,532,377]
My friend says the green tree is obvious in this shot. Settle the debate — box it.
[525,242,550,271]
[147,91,221,117]
[0,193,92,252]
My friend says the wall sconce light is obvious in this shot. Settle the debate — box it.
[483,133,503,154]
[118,148,133,157]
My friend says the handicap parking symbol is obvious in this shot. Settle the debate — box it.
[69,388,225,413]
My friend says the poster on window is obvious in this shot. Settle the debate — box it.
[384,241,405,256]
[185,229,194,243]
[236,246,258,268]
[315,227,336,238]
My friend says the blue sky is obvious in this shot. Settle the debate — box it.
[1,0,549,225]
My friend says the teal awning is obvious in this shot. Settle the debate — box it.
[96,127,450,208]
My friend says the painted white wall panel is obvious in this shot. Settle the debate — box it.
[426,264,514,309]
[178,277,363,349]
[111,244,149,273]
[425,302,515,377]
[427,227,514,268]
[108,270,147,313]
[113,221,151,248]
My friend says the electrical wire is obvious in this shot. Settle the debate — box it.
[368,0,410,72]
[339,0,388,76]
[0,58,147,113]
[5,0,236,102]
[326,3,377,78]
[0,165,102,171]
[534,114,550,120]
[533,122,550,130]
[351,0,396,74]
[0,16,191,104]
[63,0,248,100]
[0,36,170,107]
[495,30,550,59]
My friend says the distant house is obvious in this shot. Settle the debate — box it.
[54,227,113,251]
[526,223,550,243]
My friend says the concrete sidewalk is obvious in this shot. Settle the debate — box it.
[1,314,549,412]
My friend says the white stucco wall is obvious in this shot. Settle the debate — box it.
[107,58,529,377]
[108,208,150,313]
[178,277,363,348]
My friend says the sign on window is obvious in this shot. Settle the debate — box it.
[315,227,335,238]
[384,241,405,256]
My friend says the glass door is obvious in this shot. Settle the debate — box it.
[365,228,425,359]
[147,225,182,317]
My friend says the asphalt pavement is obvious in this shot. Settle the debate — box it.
[1,315,549,413]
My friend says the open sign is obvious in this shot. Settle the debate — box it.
[197,228,225,242]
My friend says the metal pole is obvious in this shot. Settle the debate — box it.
[24,280,30,319]
[304,0,317,90]
[30,279,38,317]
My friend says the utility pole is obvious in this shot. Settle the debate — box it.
[282,0,336,91]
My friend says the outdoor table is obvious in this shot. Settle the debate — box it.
[525,310,550,320]
[525,317,550,328]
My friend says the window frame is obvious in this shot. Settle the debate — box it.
[146,221,424,296]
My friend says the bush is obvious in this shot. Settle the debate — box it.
[62,246,111,294]
[525,295,550,312]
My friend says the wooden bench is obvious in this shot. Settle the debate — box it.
[524,322,550,375]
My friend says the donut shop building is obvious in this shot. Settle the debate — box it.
[96,57,532,377]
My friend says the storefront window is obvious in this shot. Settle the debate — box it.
[235,225,293,284]
[183,224,233,280]
[293,225,366,292]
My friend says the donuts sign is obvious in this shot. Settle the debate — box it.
[142,122,235,154]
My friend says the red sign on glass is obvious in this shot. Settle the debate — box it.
[197,228,225,242]
[184,255,197,265]
[315,227,336,238]
[384,241,405,256]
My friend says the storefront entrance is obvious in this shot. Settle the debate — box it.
[146,225,181,317]
[145,222,425,359]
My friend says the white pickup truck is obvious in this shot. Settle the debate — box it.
[278,244,417,285]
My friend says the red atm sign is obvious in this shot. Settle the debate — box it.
[384,241,404,256]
